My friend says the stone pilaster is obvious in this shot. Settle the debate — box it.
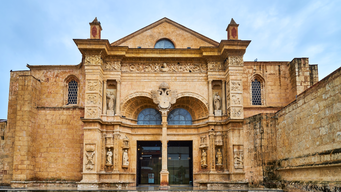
[209,128,216,172]
[102,80,107,115]
[115,80,121,115]
[84,54,103,119]
[227,55,244,119]
[222,80,226,115]
[208,80,213,116]
[113,132,120,172]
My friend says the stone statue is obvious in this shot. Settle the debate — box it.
[123,149,129,167]
[106,148,113,165]
[213,92,221,110]
[107,91,116,111]
[216,148,222,165]
[201,149,207,167]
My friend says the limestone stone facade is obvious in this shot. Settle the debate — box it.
[0,17,340,191]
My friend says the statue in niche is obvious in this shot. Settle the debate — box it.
[213,92,221,110]
[201,149,207,167]
[216,148,223,165]
[107,91,116,111]
[122,149,129,167]
[106,148,113,165]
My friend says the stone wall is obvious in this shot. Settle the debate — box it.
[0,120,8,184]
[243,113,277,185]
[275,66,341,182]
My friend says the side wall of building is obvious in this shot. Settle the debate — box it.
[243,113,277,185]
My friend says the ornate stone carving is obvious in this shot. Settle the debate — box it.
[105,61,121,71]
[106,148,113,166]
[87,80,98,91]
[123,135,129,149]
[85,55,103,65]
[122,149,129,168]
[87,94,97,105]
[86,107,98,118]
[208,62,224,71]
[85,144,96,171]
[228,56,243,66]
[216,148,223,166]
[201,149,207,168]
[234,146,244,169]
[231,107,242,118]
[121,63,206,73]
[231,81,242,92]
[200,136,208,148]
[151,82,177,110]
[231,94,241,105]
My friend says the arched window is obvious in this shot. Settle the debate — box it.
[167,108,192,125]
[67,80,78,105]
[137,108,162,125]
[251,79,262,105]
[154,39,175,49]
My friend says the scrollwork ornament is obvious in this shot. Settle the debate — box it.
[86,107,98,118]
[121,63,207,73]
[231,81,242,92]
[87,80,98,91]
[105,61,121,71]
[87,94,97,105]
[85,55,103,65]
[228,56,243,66]
[231,107,242,118]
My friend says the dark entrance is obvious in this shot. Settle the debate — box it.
[168,141,193,185]
[137,141,162,185]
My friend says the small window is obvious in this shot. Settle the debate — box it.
[154,39,175,49]
[167,108,192,125]
[252,79,262,105]
[67,80,78,105]
[137,108,162,125]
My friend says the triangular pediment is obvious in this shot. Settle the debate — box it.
[111,17,219,48]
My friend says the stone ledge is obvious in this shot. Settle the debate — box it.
[276,163,341,171]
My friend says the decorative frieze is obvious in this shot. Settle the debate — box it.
[208,61,225,71]
[85,55,103,65]
[228,56,243,66]
[104,61,121,71]
[121,62,207,73]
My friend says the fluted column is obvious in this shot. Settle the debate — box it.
[115,80,121,115]
[102,80,107,115]
[208,80,213,116]
[222,80,226,115]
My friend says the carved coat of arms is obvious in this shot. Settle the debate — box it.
[151,82,177,110]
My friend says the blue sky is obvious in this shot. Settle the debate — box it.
[0,0,340,119]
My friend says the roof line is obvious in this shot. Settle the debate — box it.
[111,17,219,47]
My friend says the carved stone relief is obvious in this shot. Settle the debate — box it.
[87,94,98,105]
[151,82,177,110]
[104,61,121,71]
[106,148,113,166]
[228,56,243,66]
[85,144,96,171]
[208,62,225,71]
[234,145,244,169]
[231,81,242,92]
[231,94,242,105]
[200,135,207,148]
[86,107,98,118]
[213,92,221,110]
[87,80,99,92]
[231,107,243,118]
[122,149,129,168]
[121,63,207,73]
[85,55,103,65]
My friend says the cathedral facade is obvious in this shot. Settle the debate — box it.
[1,18,340,190]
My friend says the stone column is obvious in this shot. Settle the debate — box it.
[222,80,226,115]
[209,129,216,172]
[102,80,107,115]
[113,131,120,172]
[208,80,213,116]
[160,111,169,187]
[115,80,121,115]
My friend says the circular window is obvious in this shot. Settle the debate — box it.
[154,39,175,49]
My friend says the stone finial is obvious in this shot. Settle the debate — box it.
[226,18,239,40]
[89,17,102,39]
